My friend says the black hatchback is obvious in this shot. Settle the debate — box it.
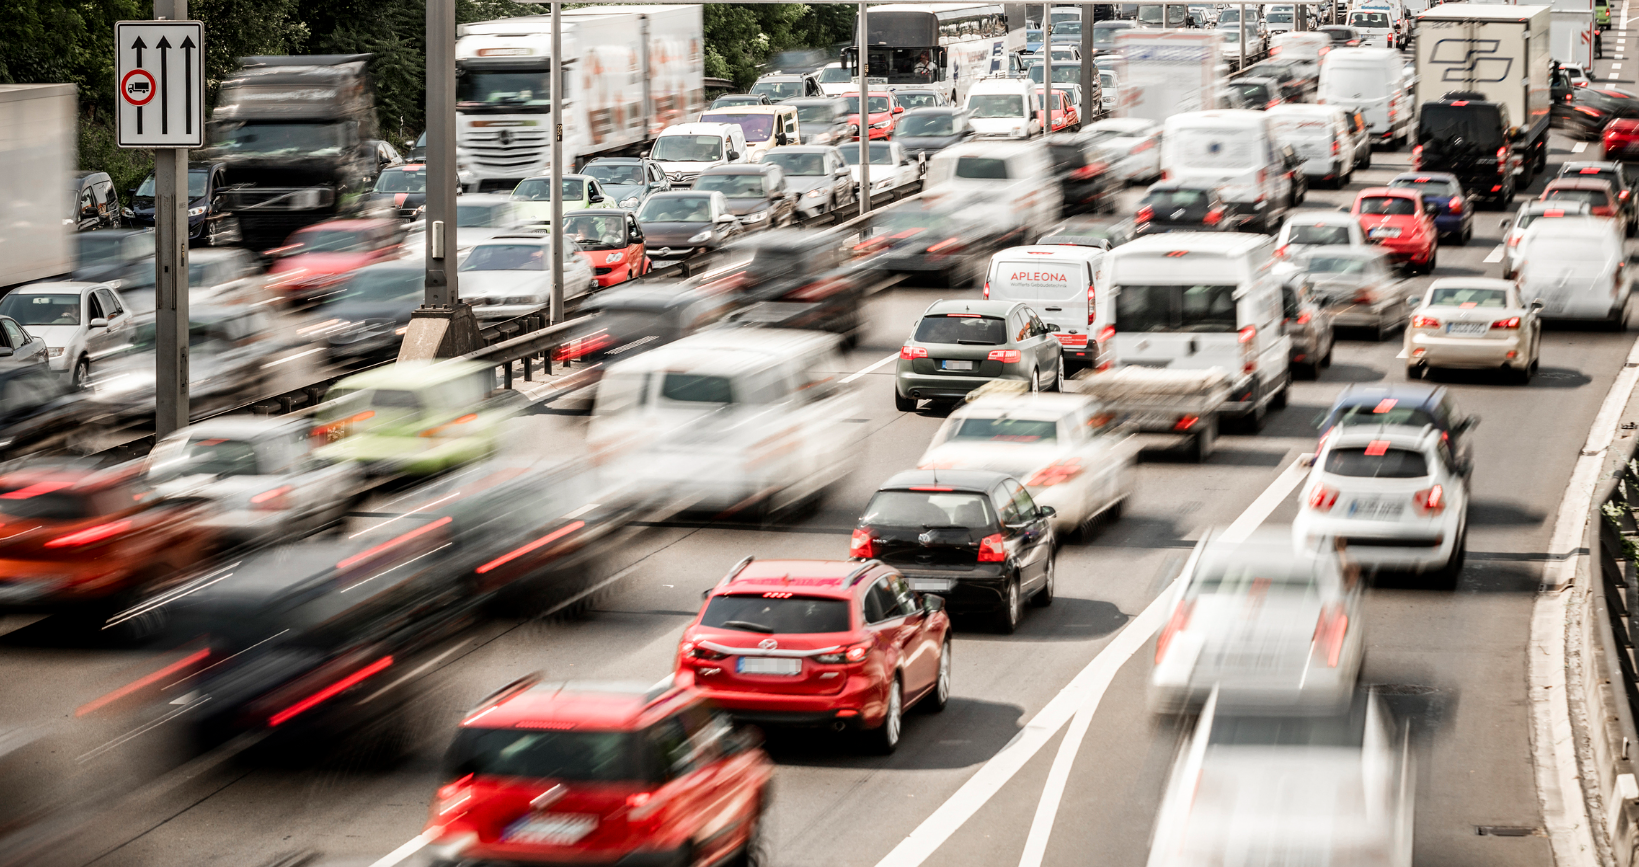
[851,469,1056,634]
[1134,182,1242,235]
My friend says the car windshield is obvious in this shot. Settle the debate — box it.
[702,594,851,633]
[1544,188,1608,207]
[459,244,545,271]
[0,293,80,326]
[1289,225,1353,245]
[841,145,897,166]
[1232,81,1271,101]
[967,94,1026,118]
[512,177,585,202]
[337,268,423,303]
[949,417,1058,442]
[1428,286,1508,307]
[954,156,1011,179]
[713,96,764,108]
[695,173,769,197]
[699,113,776,143]
[896,92,941,109]
[1028,65,1082,84]
[0,485,97,520]
[563,215,628,250]
[135,170,210,198]
[373,169,426,194]
[455,70,551,108]
[793,104,837,124]
[212,121,346,156]
[292,228,372,253]
[1326,403,1436,430]
[914,314,1007,345]
[1100,71,1116,88]
[751,80,803,100]
[1325,444,1429,478]
[150,437,263,479]
[446,728,644,783]
[1028,28,1044,42]
[841,96,892,115]
[651,135,724,162]
[761,152,826,176]
[898,115,956,137]
[1358,196,1416,215]
[661,373,734,404]
[1391,177,1458,196]
[1114,284,1239,333]
[862,490,995,530]
[1349,11,1390,26]
[638,197,713,222]
[457,203,510,227]
[584,163,645,185]
[818,66,853,83]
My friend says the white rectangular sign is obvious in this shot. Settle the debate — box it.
[115,21,205,148]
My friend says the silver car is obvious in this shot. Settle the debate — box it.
[1288,245,1412,339]
[1498,200,1592,279]
[757,145,856,217]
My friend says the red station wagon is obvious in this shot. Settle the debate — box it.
[675,557,952,754]
[1351,187,1438,274]
[425,677,773,867]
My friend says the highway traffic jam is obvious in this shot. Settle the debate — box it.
[0,0,1634,865]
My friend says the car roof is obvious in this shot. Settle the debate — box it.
[11,281,104,295]
[1330,383,1442,413]
[922,298,1019,317]
[704,105,791,115]
[1118,231,1271,257]
[902,106,963,115]
[993,243,1104,263]
[1145,180,1216,192]
[1545,178,1613,191]
[1424,277,1515,293]
[1325,423,1441,449]
[718,558,878,598]
[335,359,485,390]
[1520,214,1620,235]
[171,415,306,440]
[563,207,635,217]
[880,468,1011,492]
[607,327,836,375]
[587,156,646,164]
[765,145,836,154]
[1390,172,1459,182]
[468,677,699,731]
[648,190,716,199]
[1356,186,1418,199]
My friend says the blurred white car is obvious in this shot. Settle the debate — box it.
[456,233,595,320]
[916,392,1135,541]
[1272,210,1369,278]
[1098,68,1119,114]
[1498,200,1591,279]
[1515,214,1632,324]
[842,140,921,197]
[0,281,134,388]
[1404,278,1542,383]
[1150,531,1363,714]
[1082,118,1162,184]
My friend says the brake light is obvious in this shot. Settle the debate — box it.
[1491,316,1520,329]
[45,520,132,548]
[1413,484,1445,515]
[1155,600,1194,663]
[850,527,875,559]
[1497,146,1509,171]
[900,345,928,359]
[1448,197,1463,214]
[1136,205,1154,223]
[1313,605,1348,667]
[1027,458,1083,487]
[1411,144,1423,168]
[1238,325,1256,344]
[983,280,990,299]
[1173,416,1199,431]
[1296,310,1312,324]
[817,641,873,664]
[1159,168,1169,180]
[977,533,1006,562]
[1411,315,1440,328]
[419,413,477,438]
[988,349,1021,362]
[1087,285,1097,325]
[1275,244,1290,259]
[1203,206,1225,226]
[1307,484,1339,511]
[926,237,962,254]
[1508,234,1521,247]
[1331,140,1340,155]
[251,485,293,511]
[1097,324,1116,342]
[268,655,394,726]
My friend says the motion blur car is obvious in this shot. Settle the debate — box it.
[1556,161,1638,232]
[1499,200,1591,278]
[784,97,854,148]
[677,558,950,752]
[635,190,742,263]
[857,199,1005,286]
[893,87,951,109]
[1134,182,1246,235]
[185,248,274,309]
[86,305,287,420]
[1560,86,1639,139]
[895,299,1065,410]
[1294,423,1469,582]
[1150,531,1363,714]
[1280,280,1335,378]
[692,163,797,231]
[710,93,772,109]
[1273,211,1368,264]
[916,393,1133,541]
[319,262,423,366]
[509,174,616,225]
[1228,76,1284,110]
[852,469,1055,633]
[366,163,427,220]
[1352,188,1438,274]
[0,314,46,369]
[1513,215,1632,324]
[124,163,238,244]
[562,209,649,287]
[313,361,523,476]
[1387,172,1474,244]
[842,140,922,199]
[758,146,856,218]
[1081,118,1162,184]
[0,366,88,458]
[1043,215,1137,249]
[265,219,405,304]
[1287,246,1410,339]
[750,71,821,102]
[145,417,364,547]
[425,677,773,864]
[1318,24,1363,47]
[580,157,671,210]
[892,107,976,160]
[1045,134,1117,216]
[719,228,870,347]
[1604,118,1639,160]
[547,283,736,402]
[1315,384,1478,473]
[1219,24,1268,67]
[0,281,133,388]
[71,229,155,292]
[457,234,596,318]
[842,91,902,140]
[1541,177,1628,236]
[1405,278,1541,383]
[72,171,120,231]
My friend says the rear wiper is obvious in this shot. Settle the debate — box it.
[955,339,995,345]
[719,620,775,633]
[921,523,967,530]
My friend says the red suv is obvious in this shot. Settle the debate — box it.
[675,558,952,754]
[424,677,773,867]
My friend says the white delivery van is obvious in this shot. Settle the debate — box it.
[984,244,1108,369]
[924,141,1063,242]
[648,122,750,188]
[1346,5,1400,48]
[1161,110,1294,232]
[1514,215,1632,324]
[1266,103,1360,186]
[963,78,1042,139]
[1101,232,1293,426]
[1317,47,1413,148]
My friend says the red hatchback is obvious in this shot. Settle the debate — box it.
[1606,119,1639,160]
[843,91,903,140]
[676,557,952,753]
[1352,187,1438,274]
[266,218,404,303]
[425,677,773,867]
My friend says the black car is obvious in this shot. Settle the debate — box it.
[635,191,742,262]
[1042,214,1136,248]
[720,228,868,347]
[1246,60,1312,102]
[893,107,976,160]
[1046,134,1118,216]
[71,228,156,291]
[858,199,1002,286]
[854,469,1057,634]
[126,162,239,246]
[1559,86,1639,139]
[691,164,797,232]
[555,283,734,372]
[1134,182,1246,234]
[324,261,424,366]
[366,164,427,219]
[1229,76,1282,110]
[72,171,121,231]
[582,156,672,209]
[1414,96,1519,207]
[0,364,87,457]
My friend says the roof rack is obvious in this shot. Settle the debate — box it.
[464,671,543,718]
[845,559,880,586]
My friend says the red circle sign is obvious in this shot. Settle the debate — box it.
[121,69,156,106]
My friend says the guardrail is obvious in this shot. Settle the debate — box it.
[1593,439,1639,867]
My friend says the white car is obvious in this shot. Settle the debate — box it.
[0,281,134,389]
[1098,68,1119,114]
[916,392,1135,541]
[145,416,364,546]
[1293,423,1469,584]
[1082,118,1162,184]
[1272,210,1369,278]
[1498,200,1592,279]
[1514,214,1632,324]
[456,233,596,319]
[1404,278,1542,383]
[187,248,277,309]
[1149,530,1364,714]
[842,140,921,197]
[1218,24,1268,66]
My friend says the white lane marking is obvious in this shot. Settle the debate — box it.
[367,832,434,867]
[1014,459,1307,867]
[1574,141,1589,153]
[874,460,1305,867]
[1527,334,1639,867]
[1615,63,1625,69]
[842,353,899,384]
[1485,245,1506,264]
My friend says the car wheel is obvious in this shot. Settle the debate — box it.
[1455,225,1471,246]
[729,807,769,867]
[1433,527,1466,590]
[895,392,916,412]
[1028,367,1040,393]
[995,578,1022,634]
[72,357,91,391]
[1032,555,1056,607]
[920,639,952,714]
[1271,379,1289,409]
[1420,248,1437,274]
[1359,147,1372,170]
[866,676,903,754]
[1051,359,1065,392]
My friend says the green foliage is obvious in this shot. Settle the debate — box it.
[0,0,145,115]
[190,0,309,103]
[79,111,154,198]
[704,4,853,89]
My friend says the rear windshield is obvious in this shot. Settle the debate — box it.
[1324,445,1429,478]
[701,594,852,633]
[1302,255,1374,274]
[0,484,98,520]
[1208,711,1365,748]
[949,417,1057,442]
[954,156,1012,179]
[1419,104,1505,151]
[149,438,263,480]
[1288,225,1352,245]
[1114,284,1238,333]
[1325,403,1436,430]
[660,373,733,404]
[1349,11,1390,26]
[446,728,644,782]
[1358,196,1415,215]
[1390,177,1459,196]
[914,314,1007,345]
[1141,189,1212,210]
[1544,189,1608,208]
[1427,286,1507,307]
[861,490,995,529]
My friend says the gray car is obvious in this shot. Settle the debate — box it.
[785,97,854,146]
[582,157,672,210]
[758,146,856,218]
[895,299,1064,410]
[635,191,742,262]
[1290,245,1412,339]
[892,107,976,161]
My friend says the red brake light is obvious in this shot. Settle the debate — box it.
[1448,197,1463,213]
[1412,144,1423,168]
[900,345,928,360]
[268,655,394,727]
[1136,205,1154,223]
[1491,316,1521,329]
[250,485,293,511]
[977,533,1006,562]
[1582,167,1602,174]
[1411,315,1441,328]
[983,280,990,299]
[988,349,1022,363]
[1307,484,1339,511]
[1203,206,1224,226]
[1155,600,1194,663]
[1313,605,1348,667]
[45,520,132,548]
[845,643,870,662]
[1413,484,1445,515]
[1238,325,1256,344]
[850,527,875,559]
[1097,324,1116,342]
[1296,310,1312,324]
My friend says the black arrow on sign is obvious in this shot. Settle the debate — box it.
[131,35,146,134]
[181,35,195,135]
[156,35,171,135]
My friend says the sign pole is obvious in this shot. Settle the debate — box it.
[551,0,565,322]
[1041,20,1052,138]
[425,0,457,308]
[858,1,871,217]
[1080,3,1096,124]
[153,0,188,438]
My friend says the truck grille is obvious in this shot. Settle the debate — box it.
[461,128,551,174]
[225,187,334,211]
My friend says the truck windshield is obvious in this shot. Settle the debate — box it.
[1114,284,1239,333]
[456,70,551,108]
[651,135,723,162]
[213,122,347,156]
[699,113,775,142]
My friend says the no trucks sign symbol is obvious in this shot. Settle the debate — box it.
[115,21,205,148]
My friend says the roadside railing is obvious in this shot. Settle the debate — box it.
[1588,428,1639,867]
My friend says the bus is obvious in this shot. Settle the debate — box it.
[842,3,1028,105]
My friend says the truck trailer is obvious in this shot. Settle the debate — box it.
[0,84,75,289]
[1114,30,1224,123]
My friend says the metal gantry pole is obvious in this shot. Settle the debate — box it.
[154,0,188,437]
[1040,17,1052,137]
[1239,2,1247,70]
[858,1,871,217]
[550,0,565,322]
[1080,1,1096,122]
[425,0,458,307]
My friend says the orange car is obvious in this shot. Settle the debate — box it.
[562,208,651,288]
[1033,87,1081,133]
[0,464,213,624]
[1352,187,1438,274]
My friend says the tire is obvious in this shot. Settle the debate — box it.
[1029,368,1041,393]
[1405,363,1424,380]
[729,808,769,867]
[895,392,916,412]
[865,677,904,754]
[1050,359,1065,392]
[1454,225,1471,246]
[1270,378,1289,409]
[1321,339,1334,368]
[1189,417,1217,462]
[995,577,1022,634]
[1419,248,1437,275]
[71,356,91,391]
[1031,554,1056,607]
[920,639,952,714]
[1360,147,1372,170]
[1511,361,1533,385]
[1432,529,1466,590]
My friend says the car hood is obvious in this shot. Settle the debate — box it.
[896,135,964,153]
[783,175,833,193]
[272,252,378,275]
[917,441,1064,482]
[28,324,82,348]
[601,183,646,202]
[724,198,774,217]
[642,222,713,244]
[459,270,547,298]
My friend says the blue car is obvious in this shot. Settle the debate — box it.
[125,162,238,245]
[1387,171,1474,245]
[1026,28,1045,53]
[1314,383,1477,474]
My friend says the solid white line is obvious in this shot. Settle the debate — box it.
[1574,141,1590,153]
[367,832,434,867]
[1484,245,1506,264]
[842,353,899,384]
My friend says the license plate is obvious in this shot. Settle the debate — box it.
[1347,498,1403,520]
[1445,322,1489,336]
[738,656,802,675]
[505,814,598,846]
[1368,227,1401,238]
[941,359,975,371]
[911,578,953,592]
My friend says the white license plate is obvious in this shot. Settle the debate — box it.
[506,814,598,846]
[1446,322,1489,336]
[941,359,976,371]
[738,656,802,675]
[1348,498,1403,520]
[1368,227,1401,238]
[911,578,953,592]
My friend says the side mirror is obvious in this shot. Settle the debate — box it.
[1038,505,1057,518]
[588,191,604,203]
[776,133,789,145]
[727,149,741,161]
[1499,218,1512,231]
[1045,323,1061,332]
[1298,453,1316,468]
[922,593,946,613]
[0,347,14,358]
[1531,298,1545,309]
[88,317,109,329]
[893,105,905,114]
[1405,295,1419,306]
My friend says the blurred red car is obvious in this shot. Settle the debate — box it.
[1606,119,1639,160]
[844,91,903,140]
[424,676,773,867]
[675,557,952,754]
[265,219,404,303]
[1351,187,1438,274]
[1034,87,1080,132]
[562,208,651,288]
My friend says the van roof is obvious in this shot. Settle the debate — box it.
[991,244,1103,263]
[1266,103,1341,119]
[1165,109,1270,129]
[603,327,837,376]
[931,140,1043,160]
[659,122,739,137]
[968,78,1035,95]
[1113,231,1271,259]
[701,105,793,116]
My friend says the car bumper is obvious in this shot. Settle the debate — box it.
[896,368,1031,401]
[1294,511,1460,571]
[1370,239,1433,262]
[893,565,1010,614]
[315,435,490,476]
[1407,331,1527,368]
[1326,301,1401,330]
[1148,645,1358,715]
[435,839,693,867]
[692,675,884,728]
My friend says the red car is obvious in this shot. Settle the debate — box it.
[425,677,773,867]
[1351,187,1438,274]
[562,208,652,287]
[1034,87,1081,133]
[265,219,404,302]
[675,557,952,753]
[844,91,903,140]
[1606,119,1639,160]
[1540,177,1627,234]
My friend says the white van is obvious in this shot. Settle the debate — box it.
[1101,232,1293,424]
[1266,104,1360,187]
[1161,110,1294,232]
[648,122,750,188]
[924,141,1063,241]
[1345,5,1398,49]
[984,244,1108,368]
[1515,215,1633,324]
[963,78,1042,140]
[1317,47,1413,148]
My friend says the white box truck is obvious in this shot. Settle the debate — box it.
[1114,30,1224,123]
[455,5,705,191]
[1550,0,1596,67]
[0,84,74,289]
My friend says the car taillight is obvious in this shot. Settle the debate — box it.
[1496,146,1509,172]
[1159,169,1170,180]
[1508,235,1521,247]
[1027,458,1083,487]
[1331,140,1340,155]
[1411,315,1441,328]
[1097,324,1116,342]
[680,641,729,661]
[1307,484,1339,511]
[1238,324,1256,373]
[269,655,394,726]
[977,533,1006,562]
[1448,197,1463,214]
[1596,206,1616,217]
[1312,605,1348,668]
[817,641,873,664]
[1413,484,1445,515]
[850,527,875,559]
[251,485,293,511]
[1491,316,1520,329]
[900,345,928,360]
[1274,244,1289,259]
[989,349,1021,362]
[1155,600,1194,663]
[1136,205,1154,223]
[435,774,475,815]
[983,280,990,299]
[45,520,132,548]
[1087,285,1096,325]
[1296,310,1312,324]
[1411,144,1423,169]
[1203,206,1225,226]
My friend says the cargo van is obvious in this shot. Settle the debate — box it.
[1160,110,1294,232]
[1266,103,1361,186]
[695,105,801,162]
[1345,5,1399,49]
[1100,232,1292,426]
[924,141,1063,241]
[984,244,1107,368]
[1317,47,1412,148]
[648,122,750,188]
[963,78,1042,139]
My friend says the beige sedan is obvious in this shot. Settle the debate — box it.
[1403,277,1542,384]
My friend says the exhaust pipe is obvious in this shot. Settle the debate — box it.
[830,720,848,732]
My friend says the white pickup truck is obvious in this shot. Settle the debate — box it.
[1070,367,1232,462]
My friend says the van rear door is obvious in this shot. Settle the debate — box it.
[987,252,1094,345]
[1109,281,1247,373]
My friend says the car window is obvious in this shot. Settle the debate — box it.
[701,593,852,633]
[1427,286,1508,308]
[913,314,1007,345]
[864,579,901,623]
[460,244,546,272]
[990,485,1022,524]
[1005,479,1038,521]
[1,321,27,348]
[100,289,124,317]
[886,573,920,616]
[861,490,995,529]
[1324,444,1430,478]
[1288,224,1352,245]
[447,728,644,782]
[948,416,1057,442]
[87,292,105,321]
[1358,196,1416,216]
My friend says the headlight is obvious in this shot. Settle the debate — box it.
[871,120,892,129]
[741,210,769,223]
[620,196,639,208]
[187,205,207,217]
[48,347,64,358]
[605,252,625,264]
[121,207,134,217]
[804,188,827,199]
[687,230,712,243]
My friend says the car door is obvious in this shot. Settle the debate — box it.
[644,708,734,863]
[1024,307,1058,379]
[884,572,938,696]
[1000,479,1052,590]
[862,577,915,678]
[2,320,43,366]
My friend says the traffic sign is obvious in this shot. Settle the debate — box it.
[115,21,204,148]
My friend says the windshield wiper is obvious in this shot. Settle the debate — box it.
[955,339,995,345]
[921,523,967,530]
[719,620,775,633]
